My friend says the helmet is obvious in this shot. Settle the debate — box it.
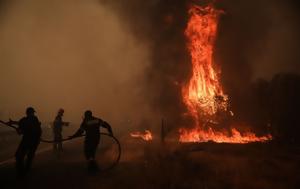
[26,107,35,115]
[84,110,92,118]
[58,108,64,114]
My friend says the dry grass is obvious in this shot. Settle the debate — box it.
[0,136,299,189]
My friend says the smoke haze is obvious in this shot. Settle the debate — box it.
[0,0,153,128]
[0,0,300,134]
[100,0,300,130]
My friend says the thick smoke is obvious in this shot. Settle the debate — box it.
[0,0,299,139]
[100,0,191,130]
[214,0,300,137]
[0,0,154,132]
[100,0,300,137]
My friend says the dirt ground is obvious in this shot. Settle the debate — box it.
[0,135,299,189]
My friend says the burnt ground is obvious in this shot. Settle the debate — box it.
[0,136,299,189]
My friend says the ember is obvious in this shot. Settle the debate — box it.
[180,4,271,143]
[130,130,153,141]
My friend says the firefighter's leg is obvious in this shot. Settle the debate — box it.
[90,140,99,159]
[84,141,91,160]
[25,140,40,172]
[84,139,99,160]
[85,138,99,172]
[15,140,27,176]
[57,133,63,151]
[53,133,58,151]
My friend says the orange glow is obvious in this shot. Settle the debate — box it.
[182,4,228,124]
[130,130,153,141]
[180,4,271,143]
[179,127,272,143]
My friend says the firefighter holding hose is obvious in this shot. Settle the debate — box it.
[52,108,69,153]
[6,107,42,177]
[69,110,113,171]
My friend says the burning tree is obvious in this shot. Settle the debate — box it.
[179,3,271,143]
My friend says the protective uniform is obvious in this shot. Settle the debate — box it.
[71,111,113,160]
[53,109,68,152]
[13,107,42,176]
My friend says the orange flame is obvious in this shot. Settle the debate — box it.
[130,130,153,141]
[179,127,272,143]
[182,4,228,121]
[180,4,271,143]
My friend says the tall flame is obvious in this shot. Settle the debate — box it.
[180,4,271,143]
[182,5,227,121]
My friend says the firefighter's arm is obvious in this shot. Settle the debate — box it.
[62,122,70,126]
[69,128,83,139]
[7,119,19,126]
[69,123,84,138]
[8,119,24,135]
[54,116,69,127]
[16,127,22,135]
[101,121,113,136]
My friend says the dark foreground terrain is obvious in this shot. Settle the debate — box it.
[0,135,299,189]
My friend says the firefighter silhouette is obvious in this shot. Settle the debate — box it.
[52,108,69,152]
[7,107,42,177]
[69,110,113,171]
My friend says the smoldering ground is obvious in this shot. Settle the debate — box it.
[1,137,300,189]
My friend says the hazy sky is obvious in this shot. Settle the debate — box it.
[0,0,299,131]
[0,0,154,127]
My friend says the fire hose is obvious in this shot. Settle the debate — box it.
[0,120,121,171]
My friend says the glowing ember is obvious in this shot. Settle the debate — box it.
[180,4,271,143]
[130,130,153,141]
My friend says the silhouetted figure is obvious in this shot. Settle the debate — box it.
[7,107,42,177]
[69,110,113,172]
[52,108,69,153]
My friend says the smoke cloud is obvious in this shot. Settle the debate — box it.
[100,0,300,132]
[0,0,153,130]
[0,0,299,135]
